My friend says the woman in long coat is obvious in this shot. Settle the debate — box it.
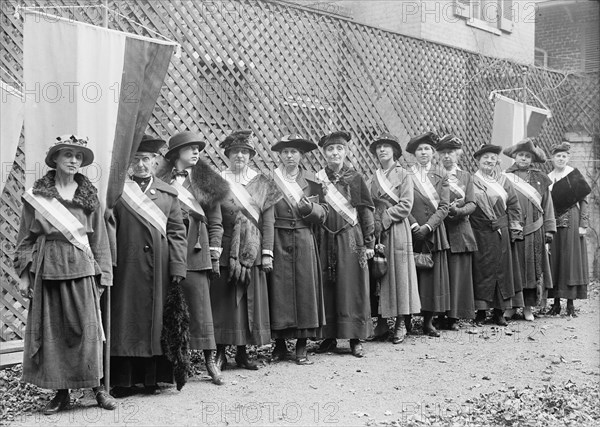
[437,135,476,329]
[110,136,188,395]
[315,131,375,358]
[211,130,281,370]
[503,139,555,321]
[157,131,229,385]
[547,141,590,316]
[470,145,523,326]
[405,132,450,337]
[14,135,116,414]
[269,134,327,364]
[367,133,420,344]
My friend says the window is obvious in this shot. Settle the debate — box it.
[453,0,514,34]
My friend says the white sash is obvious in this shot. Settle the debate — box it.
[23,189,92,255]
[447,171,466,200]
[474,171,508,211]
[222,175,261,225]
[273,167,304,205]
[171,180,206,219]
[409,165,439,209]
[121,180,168,237]
[375,168,400,204]
[504,172,543,213]
[316,169,358,226]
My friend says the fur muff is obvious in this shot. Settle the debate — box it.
[32,171,99,214]
[551,168,591,216]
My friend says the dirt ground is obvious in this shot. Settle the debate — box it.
[6,284,600,426]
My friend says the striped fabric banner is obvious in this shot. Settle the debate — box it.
[171,180,206,219]
[23,11,175,209]
[121,180,167,237]
[375,168,400,204]
[316,169,358,226]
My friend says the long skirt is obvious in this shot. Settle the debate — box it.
[474,287,519,310]
[447,252,475,319]
[416,250,451,313]
[180,271,216,350]
[110,356,173,387]
[210,266,271,346]
[548,221,589,299]
[22,277,103,389]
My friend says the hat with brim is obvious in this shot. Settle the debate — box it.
[473,144,502,159]
[220,130,257,157]
[272,134,317,153]
[318,131,351,148]
[405,131,439,154]
[165,131,206,160]
[45,134,94,168]
[436,134,463,152]
[550,141,571,155]
[369,132,402,155]
[503,138,546,163]
[137,134,166,154]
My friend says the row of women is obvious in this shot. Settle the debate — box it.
[14,130,590,415]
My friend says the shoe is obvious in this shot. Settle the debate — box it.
[143,385,160,395]
[349,339,364,358]
[315,338,337,354]
[43,391,69,415]
[110,386,134,399]
[404,315,413,335]
[271,339,291,361]
[296,357,314,365]
[474,310,486,325]
[204,350,224,385]
[566,305,577,317]
[447,319,460,331]
[493,309,508,326]
[523,306,534,322]
[215,345,228,371]
[235,346,259,370]
[392,317,405,344]
[503,308,516,319]
[546,304,561,316]
[95,389,117,410]
[422,326,440,337]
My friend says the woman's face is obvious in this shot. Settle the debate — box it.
[54,149,84,176]
[415,144,434,166]
[376,143,395,165]
[439,149,460,169]
[228,147,251,171]
[130,152,155,178]
[324,144,346,168]
[177,145,200,168]
[477,153,499,174]
[552,151,569,169]
[279,147,302,169]
[514,151,533,169]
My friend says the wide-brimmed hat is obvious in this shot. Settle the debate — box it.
[473,144,502,159]
[369,132,402,156]
[137,134,166,154]
[271,134,317,153]
[405,131,439,154]
[550,141,571,155]
[503,138,546,163]
[436,134,463,152]
[165,131,206,160]
[318,131,351,148]
[45,134,94,168]
[220,130,257,157]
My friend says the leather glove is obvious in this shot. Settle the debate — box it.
[413,225,430,241]
[545,232,554,244]
[297,197,312,216]
[261,255,273,274]
[171,275,184,285]
[229,257,242,284]
[510,229,523,243]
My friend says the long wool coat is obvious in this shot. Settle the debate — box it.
[15,172,112,389]
[270,170,327,338]
[110,178,187,358]
[368,163,421,317]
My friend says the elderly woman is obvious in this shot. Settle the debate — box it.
[156,131,229,385]
[367,133,420,344]
[405,132,450,337]
[211,130,281,370]
[470,144,523,326]
[269,134,327,365]
[110,135,188,396]
[315,131,375,357]
[437,135,476,329]
[503,139,556,321]
[547,142,591,316]
[14,135,116,414]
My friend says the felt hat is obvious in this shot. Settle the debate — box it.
[369,132,402,156]
[45,134,94,168]
[405,131,439,154]
[219,130,257,157]
[165,131,206,160]
[318,131,351,148]
[271,134,317,153]
[436,134,463,152]
[473,144,502,159]
[503,138,546,163]
[137,134,166,154]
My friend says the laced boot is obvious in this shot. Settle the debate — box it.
[204,350,224,385]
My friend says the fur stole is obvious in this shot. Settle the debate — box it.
[323,165,374,209]
[32,170,99,214]
[155,158,229,208]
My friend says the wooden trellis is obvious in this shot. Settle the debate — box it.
[1,0,598,341]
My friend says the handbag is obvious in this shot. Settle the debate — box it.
[370,241,388,279]
[414,242,434,270]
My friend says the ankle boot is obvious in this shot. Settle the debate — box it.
[204,350,224,385]
[271,339,289,361]
[295,338,313,365]
[492,308,508,326]
[215,344,228,371]
[422,311,440,337]
[43,389,69,415]
[404,315,413,334]
[566,300,577,317]
[235,345,259,370]
[393,316,405,344]
[475,310,486,325]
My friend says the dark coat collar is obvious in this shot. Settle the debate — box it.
[32,170,99,214]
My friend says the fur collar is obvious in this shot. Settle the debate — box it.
[32,170,99,214]
[155,158,230,208]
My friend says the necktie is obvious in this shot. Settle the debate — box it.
[172,169,189,178]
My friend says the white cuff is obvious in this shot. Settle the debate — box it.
[209,247,223,256]
[262,249,274,257]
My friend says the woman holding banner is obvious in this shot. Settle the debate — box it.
[268,134,327,365]
[368,133,420,344]
[315,131,375,358]
[211,130,281,370]
[14,135,117,414]
[109,135,188,396]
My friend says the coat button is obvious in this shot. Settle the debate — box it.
[143,245,150,252]
[291,221,296,226]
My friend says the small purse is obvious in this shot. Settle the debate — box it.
[414,242,434,270]
[370,242,388,279]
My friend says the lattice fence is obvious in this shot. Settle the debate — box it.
[1,0,598,341]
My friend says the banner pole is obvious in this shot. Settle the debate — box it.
[522,67,528,139]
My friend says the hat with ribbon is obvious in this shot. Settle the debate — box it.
[369,132,402,156]
[436,134,463,152]
[405,131,439,154]
[271,134,317,153]
[45,134,94,168]
[220,130,257,157]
